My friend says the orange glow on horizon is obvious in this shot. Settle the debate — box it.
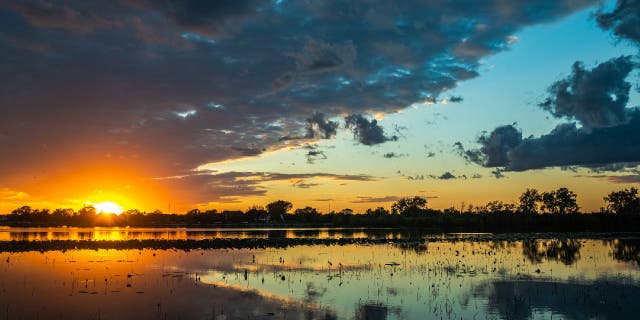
[93,201,124,215]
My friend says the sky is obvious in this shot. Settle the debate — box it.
[1,0,639,213]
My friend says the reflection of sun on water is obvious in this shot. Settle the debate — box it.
[94,201,123,215]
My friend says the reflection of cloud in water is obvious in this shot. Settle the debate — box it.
[196,279,336,318]
[2,239,639,319]
[475,277,640,320]
[0,250,337,319]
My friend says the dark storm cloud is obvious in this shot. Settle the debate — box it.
[0,0,599,196]
[596,0,640,45]
[305,113,338,139]
[459,109,640,172]
[345,114,398,146]
[539,56,637,128]
[586,162,640,173]
[460,45,640,172]
[507,112,640,171]
[455,125,523,167]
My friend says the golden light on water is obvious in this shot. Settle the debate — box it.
[94,201,124,215]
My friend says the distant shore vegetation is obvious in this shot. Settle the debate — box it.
[1,187,639,232]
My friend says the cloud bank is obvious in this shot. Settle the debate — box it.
[0,0,600,201]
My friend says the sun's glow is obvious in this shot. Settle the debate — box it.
[94,201,124,215]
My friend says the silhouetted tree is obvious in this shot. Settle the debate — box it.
[246,205,268,222]
[77,206,97,216]
[294,206,320,222]
[11,206,32,216]
[186,208,201,215]
[52,208,74,219]
[391,196,427,216]
[484,201,515,213]
[339,208,354,215]
[604,187,640,215]
[366,207,390,216]
[266,200,292,222]
[518,188,542,214]
[541,188,578,214]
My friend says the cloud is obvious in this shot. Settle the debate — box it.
[539,56,637,128]
[596,0,640,45]
[291,39,356,76]
[459,109,640,172]
[508,112,640,170]
[586,162,640,173]
[305,113,338,139]
[345,114,398,146]
[124,0,262,38]
[457,52,640,173]
[582,174,640,183]
[491,168,507,179]
[382,152,406,159]
[292,180,320,189]
[0,0,600,203]
[0,188,29,201]
[352,195,401,203]
[436,172,457,180]
[301,144,327,164]
[455,125,523,167]
[159,171,379,204]
[449,96,464,103]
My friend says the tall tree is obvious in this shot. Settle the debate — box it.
[391,196,428,216]
[266,200,292,222]
[604,187,640,215]
[541,188,579,214]
[518,188,542,214]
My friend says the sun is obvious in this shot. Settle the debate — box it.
[94,201,124,215]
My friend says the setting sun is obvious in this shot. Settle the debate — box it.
[94,201,124,215]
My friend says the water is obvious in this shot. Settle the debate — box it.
[0,226,417,241]
[0,228,638,319]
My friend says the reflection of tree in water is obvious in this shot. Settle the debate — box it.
[356,303,388,320]
[395,242,428,254]
[522,239,581,265]
[292,229,321,238]
[304,282,326,303]
[488,240,517,250]
[475,278,640,320]
[608,239,640,266]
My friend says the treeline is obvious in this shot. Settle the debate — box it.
[2,188,640,232]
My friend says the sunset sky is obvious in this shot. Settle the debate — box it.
[1,0,639,213]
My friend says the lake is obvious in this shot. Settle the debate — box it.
[0,228,638,319]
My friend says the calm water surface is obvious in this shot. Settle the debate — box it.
[0,227,416,241]
[0,228,638,319]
